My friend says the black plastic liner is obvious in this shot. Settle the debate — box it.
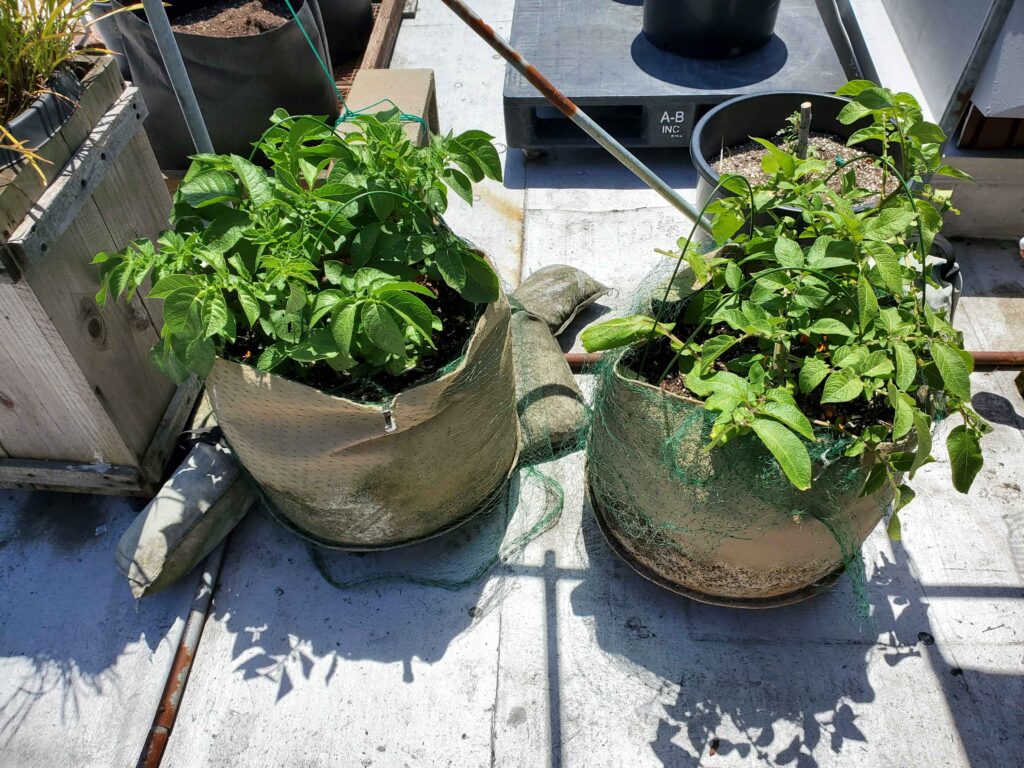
[0,68,83,171]
[114,0,339,170]
[643,0,782,58]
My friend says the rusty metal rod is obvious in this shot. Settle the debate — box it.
[437,0,711,230]
[135,540,227,768]
[565,350,1024,372]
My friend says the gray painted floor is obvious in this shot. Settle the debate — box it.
[1,1,1022,766]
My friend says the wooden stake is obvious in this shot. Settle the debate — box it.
[796,101,812,159]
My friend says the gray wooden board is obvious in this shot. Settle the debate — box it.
[0,279,137,465]
[0,488,199,767]
[503,0,851,148]
[8,89,147,263]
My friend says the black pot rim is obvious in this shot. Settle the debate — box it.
[0,66,83,171]
[119,0,311,40]
[690,90,854,191]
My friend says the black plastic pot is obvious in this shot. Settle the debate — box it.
[643,0,781,58]
[114,0,339,170]
[690,91,897,217]
[319,0,374,65]
[0,68,83,171]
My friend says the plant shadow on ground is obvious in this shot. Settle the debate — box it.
[207,474,531,698]
[567,496,1023,767]
[0,490,195,751]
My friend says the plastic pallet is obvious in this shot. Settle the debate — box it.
[503,0,855,151]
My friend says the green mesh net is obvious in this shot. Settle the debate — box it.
[581,259,890,613]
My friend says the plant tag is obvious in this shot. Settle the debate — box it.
[382,404,397,434]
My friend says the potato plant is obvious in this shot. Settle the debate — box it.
[583,82,988,536]
[95,109,503,382]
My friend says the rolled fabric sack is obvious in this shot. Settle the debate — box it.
[206,284,519,549]
[509,265,607,458]
[511,310,587,458]
[513,264,609,335]
[116,442,256,598]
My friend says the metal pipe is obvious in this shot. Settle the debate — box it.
[135,540,227,768]
[969,350,1024,367]
[565,350,1024,372]
[140,0,214,155]
[937,0,1015,141]
[437,0,711,230]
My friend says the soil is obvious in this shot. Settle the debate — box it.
[172,0,290,37]
[635,316,893,436]
[222,280,480,403]
[712,132,896,198]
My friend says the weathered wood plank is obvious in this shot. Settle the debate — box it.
[90,129,172,328]
[10,195,173,463]
[0,56,122,240]
[139,377,203,485]
[0,280,134,464]
[3,86,174,464]
[361,0,405,70]
[0,457,145,495]
[7,89,147,262]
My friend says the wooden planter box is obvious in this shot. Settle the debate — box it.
[0,56,199,496]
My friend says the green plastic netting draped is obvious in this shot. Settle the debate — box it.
[581,259,899,612]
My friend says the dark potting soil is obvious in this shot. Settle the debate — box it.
[172,0,290,37]
[222,280,481,403]
[712,133,896,198]
[637,319,892,437]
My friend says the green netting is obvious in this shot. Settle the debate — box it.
[581,259,892,612]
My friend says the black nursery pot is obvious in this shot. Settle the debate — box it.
[690,91,898,219]
[113,0,339,170]
[643,0,782,58]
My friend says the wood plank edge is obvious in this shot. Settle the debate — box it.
[0,458,147,496]
[361,0,405,70]
[139,376,203,485]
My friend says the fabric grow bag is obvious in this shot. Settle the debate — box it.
[113,0,338,170]
[586,355,897,607]
[206,289,519,549]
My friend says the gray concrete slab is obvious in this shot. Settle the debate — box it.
[9,2,1020,767]
[0,490,198,768]
[160,488,531,767]
[488,384,1024,767]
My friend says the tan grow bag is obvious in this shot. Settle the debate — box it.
[207,290,519,549]
[586,357,895,607]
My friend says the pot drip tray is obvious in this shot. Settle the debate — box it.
[503,0,855,151]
